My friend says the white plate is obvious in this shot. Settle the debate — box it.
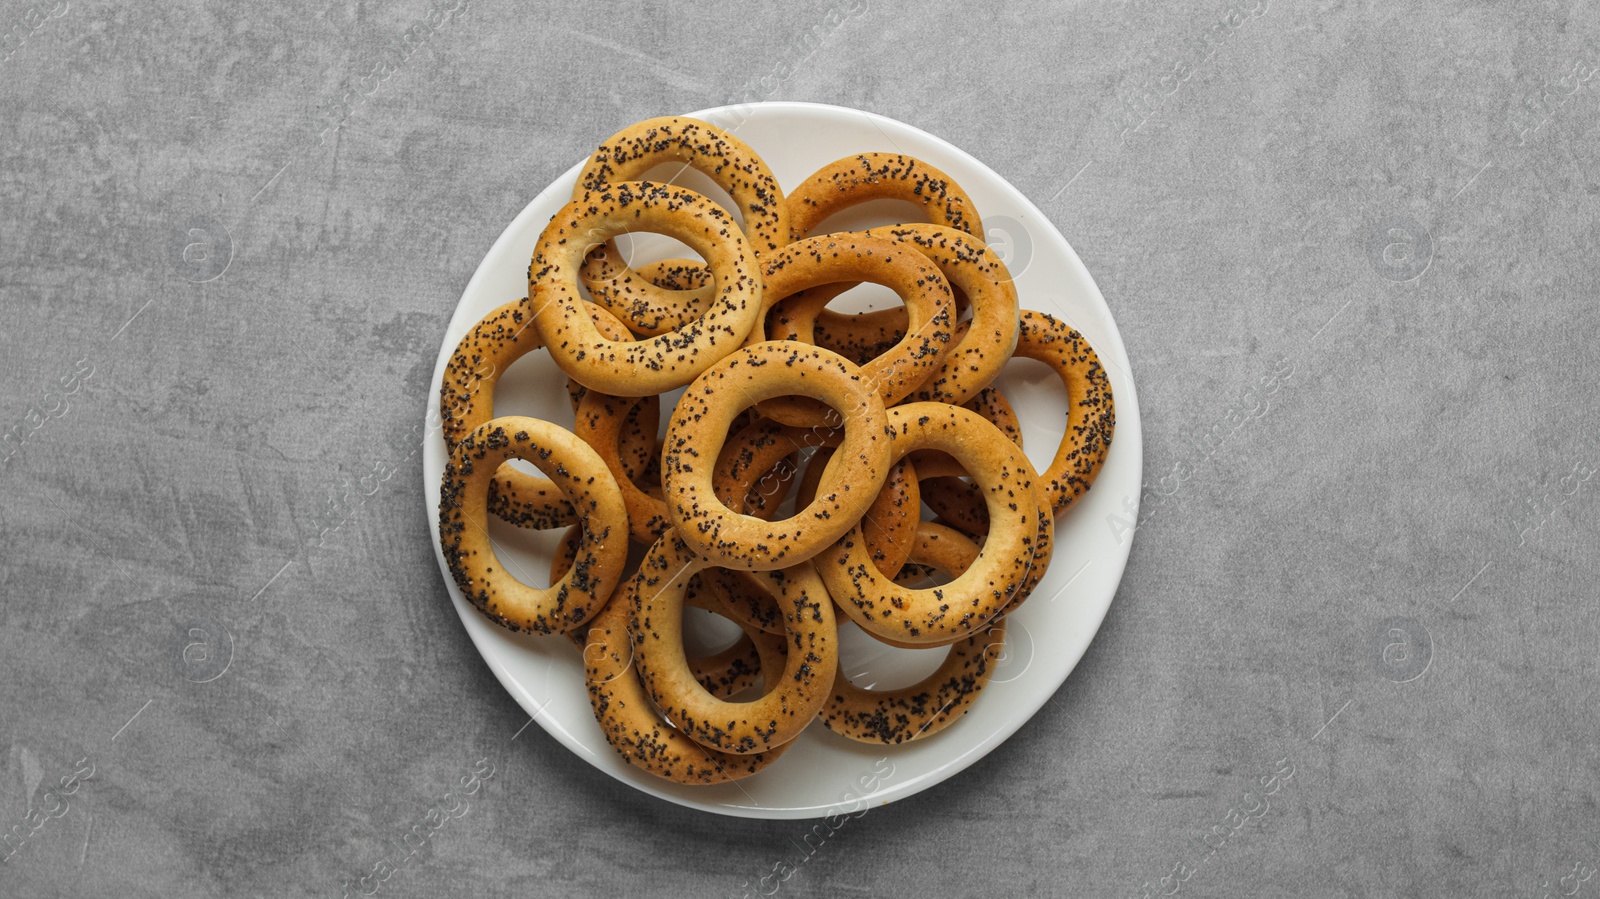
[423,101,1143,819]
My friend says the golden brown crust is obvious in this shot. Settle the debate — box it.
[661,342,891,571]
[440,299,635,448]
[907,385,1023,479]
[697,566,786,635]
[875,224,1018,404]
[767,226,1019,407]
[711,416,833,518]
[787,153,984,238]
[797,448,920,581]
[919,476,1056,617]
[438,416,629,634]
[529,181,762,396]
[440,299,637,530]
[817,403,1048,645]
[1013,310,1116,516]
[628,533,838,754]
[753,235,956,428]
[551,529,766,700]
[819,525,1006,744]
[584,573,792,784]
[798,287,910,365]
[683,607,769,699]
[703,414,805,525]
[574,391,673,545]
[575,118,790,255]
[437,119,1121,785]
[585,258,718,338]
[575,117,791,336]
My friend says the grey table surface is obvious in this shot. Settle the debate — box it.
[3,0,1598,896]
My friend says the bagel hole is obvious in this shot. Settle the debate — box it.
[805,198,931,239]
[727,453,801,522]
[681,602,744,656]
[822,281,973,324]
[822,281,907,316]
[810,282,967,364]
[726,443,815,523]
[764,283,904,346]
[836,620,953,691]
[992,355,1070,480]
[595,161,739,287]
[483,513,568,591]
[607,231,706,278]
[682,597,772,703]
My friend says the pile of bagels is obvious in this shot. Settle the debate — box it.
[437,116,1115,785]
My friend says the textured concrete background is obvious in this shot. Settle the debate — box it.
[2,0,1598,895]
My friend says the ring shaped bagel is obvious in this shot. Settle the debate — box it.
[439,416,629,634]
[551,529,768,699]
[662,342,892,571]
[441,299,641,530]
[1013,310,1116,516]
[493,393,659,531]
[754,235,954,428]
[576,118,791,334]
[769,225,1018,407]
[787,153,984,239]
[629,532,837,754]
[584,575,791,784]
[817,403,1048,645]
[529,181,762,396]
[797,447,920,580]
[866,224,1018,404]
[820,525,1007,743]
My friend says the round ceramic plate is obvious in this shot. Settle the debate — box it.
[423,101,1143,819]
